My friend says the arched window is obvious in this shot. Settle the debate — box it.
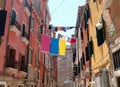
[11,10,16,20]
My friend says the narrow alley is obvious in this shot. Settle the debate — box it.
[0,0,120,87]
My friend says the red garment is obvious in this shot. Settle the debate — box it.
[57,26,62,30]
[70,38,76,44]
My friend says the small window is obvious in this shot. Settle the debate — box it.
[11,10,17,20]
[19,54,26,72]
[40,21,43,34]
[29,48,33,65]
[18,84,24,87]
[113,49,120,70]
[6,46,16,68]
[11,10,17,25]
[30,16,34,31]
[35,54,38,68]
[22,24,26,36]
[81,28,83,40]
[37,28,41,41]
[38,71,40,79]
[117,77,120,87]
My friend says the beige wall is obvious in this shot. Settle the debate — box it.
[88,0,110,74]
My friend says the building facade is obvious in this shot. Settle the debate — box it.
[0,0,52,87]
[86,0,111,87]
[0,0,30,86]
[57,46,73,87]
[75,0,111,87]
[103,0,120,86]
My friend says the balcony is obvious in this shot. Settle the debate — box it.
[10,19,21,36]
[5,61,17,75]
[21,32,29,45]
[24,0,30,17]
[5,67,17,75]
[18,71,27,77]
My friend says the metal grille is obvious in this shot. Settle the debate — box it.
[113,49,120,70]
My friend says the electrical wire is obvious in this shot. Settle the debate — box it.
[51,6,78,19]
[51,0,67,15]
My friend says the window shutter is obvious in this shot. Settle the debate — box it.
[0,10,7,36]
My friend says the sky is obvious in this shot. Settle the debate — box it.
[48,0,86,44]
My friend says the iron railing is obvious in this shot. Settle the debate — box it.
[11,19,21,31]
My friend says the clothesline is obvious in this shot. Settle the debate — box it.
[52,31,76,43]
[49,25,77,32]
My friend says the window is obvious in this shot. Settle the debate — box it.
[6,46,16,68]
[29,48,33,65]
[24,0,28,7]
[38,71,40,79]
[11,10,16,20]
[117,77,120,87]
[35,54,38,68]
[0,85,5,87]
[11,10,17,25]
[19,54,26,72]
[22,24,26,36]
[40,21,43,34]
[37,28,41,41]
[81,28,83,40]
[18,84,24,87]
[30,16,34,30]
[113,49,120,71]
[100,69,110,87]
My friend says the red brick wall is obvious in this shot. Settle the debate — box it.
[0,0,28,72]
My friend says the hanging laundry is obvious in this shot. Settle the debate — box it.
[51,27,55,31]
[53,31,56,37]
[57,26,62,30]
[55,27,58,31]
[58,34,62,39]
[50,38,59,55]
[62,27,67,32]
[61,35,67,40]
[67,37,71,42]
[59,39,66,55]
[41,35,51,53]
[70,38,76,44]
[49,25,52,30]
